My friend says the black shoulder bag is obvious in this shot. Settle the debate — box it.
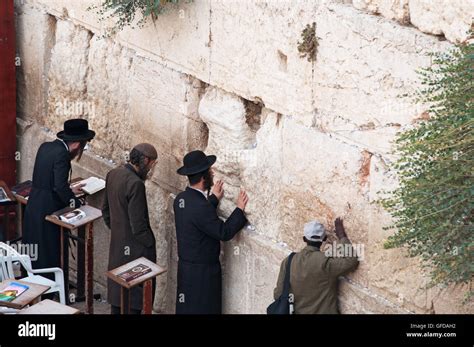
[267,252,296,314]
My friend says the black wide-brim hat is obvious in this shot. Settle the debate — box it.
[177,150,216,176]
[57,119,96,142]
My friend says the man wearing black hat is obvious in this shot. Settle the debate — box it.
[102,143,158,314]
[23,119,95,274]
[174,150,249,314]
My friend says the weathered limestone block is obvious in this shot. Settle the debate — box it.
[199,87,255,152]
[28,0,102,30]
[46,19,92,136]
[128,56,207,191]
[409,0,473,43]
[313,3,450,156]
[210,0,316,123]
[222,231,289,314]
[31,0,212,82]
[49,20,91,97]
[86,36,134,160]
[427,283,474,314]
[352,0,410,24]
[145,182,175,313]
[15,3,57,124]
[16,121,52,183]
[339,278,412,313]
[198,86,256,215]
[352,0,473,43]
[240,112,283,241]
[118,0,211,82]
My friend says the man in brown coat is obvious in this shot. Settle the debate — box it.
[102,143,158,314]
[273,218,359,314]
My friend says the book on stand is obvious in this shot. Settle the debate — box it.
[0,186,12,203]
[71,177,105,195]
[11,180,32,200]
[0,282,29,303]
[117,264,152,282]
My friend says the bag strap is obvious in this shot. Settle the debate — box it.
[282,252,296,297]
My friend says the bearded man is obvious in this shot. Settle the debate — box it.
[174,150,249,314]
[22,119,95,273]
[102,143,158,314]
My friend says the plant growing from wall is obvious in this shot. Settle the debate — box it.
[297,22,317,62]
[379,32,473,297]
[88,0,186,37]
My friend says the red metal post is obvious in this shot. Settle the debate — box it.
[0,0,17,186]
[86,222,94,314]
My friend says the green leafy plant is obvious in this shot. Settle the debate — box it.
[378,32,473,295]
[88,0,185,37]
[297,22,317,62]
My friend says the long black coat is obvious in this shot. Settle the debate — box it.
[174,187,247,314]
[102,164,156,311]
[23,139,82,272]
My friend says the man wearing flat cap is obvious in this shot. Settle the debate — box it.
[23,118,95,275]
[273,218,359,314]
[102,143,158,314]
[174,150,249,314]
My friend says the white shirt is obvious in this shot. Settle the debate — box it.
[58,138,69,152]
[189,186,207,199]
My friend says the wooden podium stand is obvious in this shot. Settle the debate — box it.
[45,204,102,314]
[0,180,16,241]
[0,280,50,310]
[12,177,85,240]
[107,257,166,314]
[18,299,80,314]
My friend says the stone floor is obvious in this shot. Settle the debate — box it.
[67,287,110,314]
[70,299,110,314]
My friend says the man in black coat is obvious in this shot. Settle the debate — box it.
[22,119,95,274]
[102,143,158,314]
[174,150,249,314]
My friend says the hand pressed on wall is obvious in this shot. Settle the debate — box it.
[335,217,347,239]
[211,180,224,200]
[237,189,249,211]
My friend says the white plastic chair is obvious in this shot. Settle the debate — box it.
[0,242,66,305]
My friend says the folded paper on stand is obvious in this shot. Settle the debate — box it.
[58,208,86,225]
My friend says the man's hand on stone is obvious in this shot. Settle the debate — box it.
[237,189,249,211]
[211,179,224,200]
[335,217,347,239]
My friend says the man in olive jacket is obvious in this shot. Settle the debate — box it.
[102,143,158,314]
[274,218,359,314]
[174,150,249,314]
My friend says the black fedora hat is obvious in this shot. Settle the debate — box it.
[177,150,216,176]
[57,119,96,142]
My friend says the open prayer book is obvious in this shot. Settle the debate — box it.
[71,177,105,195]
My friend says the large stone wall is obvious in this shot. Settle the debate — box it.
[14,0,473,313]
